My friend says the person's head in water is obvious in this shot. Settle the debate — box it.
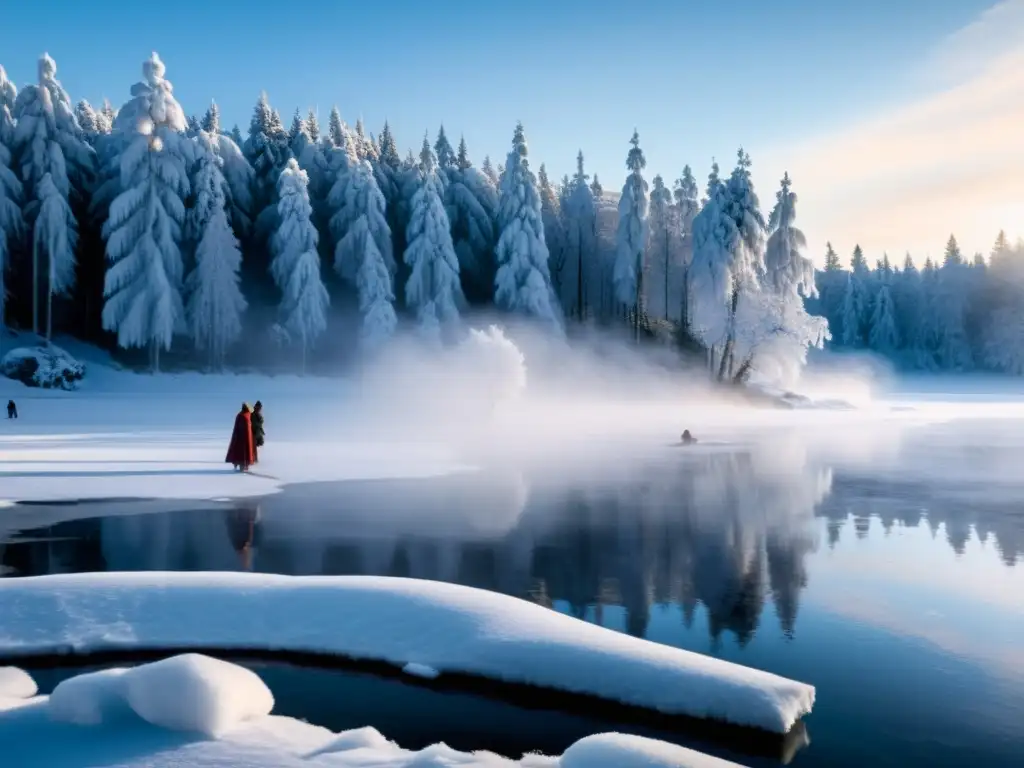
[254,401,262,413]
[682,429,694,443]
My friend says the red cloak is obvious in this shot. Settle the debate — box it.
[225,410,255,467]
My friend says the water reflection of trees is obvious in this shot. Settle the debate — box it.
[3,445,1022,648]
[817,476,1024,567]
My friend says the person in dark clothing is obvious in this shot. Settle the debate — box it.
[251,401,265,463]
[681,429,697,445]
[6,400,16,419]
[225,403,255,472]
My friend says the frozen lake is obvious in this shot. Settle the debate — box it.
[2,395,1023,768]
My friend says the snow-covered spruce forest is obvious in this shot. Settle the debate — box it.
[0,52,1020,378]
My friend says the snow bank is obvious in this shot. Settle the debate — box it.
[561,733,744,768]
[49,668,132,725]
[1,344,85,390]
[125,654,274,736]
[0,573,814,733]
[2,661,748,767]
[0,666,37,698]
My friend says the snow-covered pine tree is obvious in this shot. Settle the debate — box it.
[823,242,841,271]
[703,160,722,206]
[614,131,649,340]
[288,109,305,146]
[434,125,455,172]
[840,272,865,347]
[481,155,499,187]
[12,53,95,339]
[354,118,378,163]
[329,129,394,280]
[561,151,597,322]
[98,100,116,133]
[0,67,23,337]
[893,255,924,359]
[538,163,566,296]
[691,149,766,379]
[850,244,868,274]
[202,100,253,239]
[943,234,963,266]
[354,221,397,351]
[101,53,192,370]
[868,283,899,353]
[764,173,815,298]
[201,102,221,134]
[934,253,972,369]
[446,135,498,305]
[244,92,291,241]
[305,109,320,145]
[185,115,201,138]
[75,100,100,142]
[590,173,603,200]
[672,165,699,325]
[647,174,673,319]
[185,131,247,369]
[493,123,561,329]
[229,125,243,146]
[404,137,463,340]
[270,159,329,370]
[327,107,345,148]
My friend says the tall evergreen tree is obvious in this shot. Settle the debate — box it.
[270,159,329,370]
[434,125,455,171]
[537,163,565,295]
[12,53,94,338]
[672,165,699,325]
[823,242,841,271]
[868,284,899,352]
[647,174,673,319]
[703,159,722,205]
[614,130,649,340]
[840,272,865,347]
[445,135,498,305]
[481,155,499,187]
[561,151,597,322]
[943,234,963,266]
[327,106,346,148]
[244,92,291,243]
[404,138,462,340]
[185,131,247,368]
[850,244,868,274]
[493,123,560,329]
[0,67,23,338]
[101,53,191,370]
[764,173,815,298]
[202,100,253,239]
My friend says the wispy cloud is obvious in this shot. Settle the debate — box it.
[759,0,1024,264]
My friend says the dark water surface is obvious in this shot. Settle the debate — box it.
[2,421,1024,767]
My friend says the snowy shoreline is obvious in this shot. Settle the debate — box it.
[1,655,753,768]
[0,572,815,734]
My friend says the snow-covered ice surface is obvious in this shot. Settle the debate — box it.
[0,657,747,768]
[0,338,476,503]
[0,572,814,734]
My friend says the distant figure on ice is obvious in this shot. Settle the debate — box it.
[681,429,697,445]
[6,400,16,419]
[225,403,255,472]
[251,401,265,463]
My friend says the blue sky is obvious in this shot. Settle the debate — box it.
[2,0,1019,263]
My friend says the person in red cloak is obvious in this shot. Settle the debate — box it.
[226,403,255,472]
